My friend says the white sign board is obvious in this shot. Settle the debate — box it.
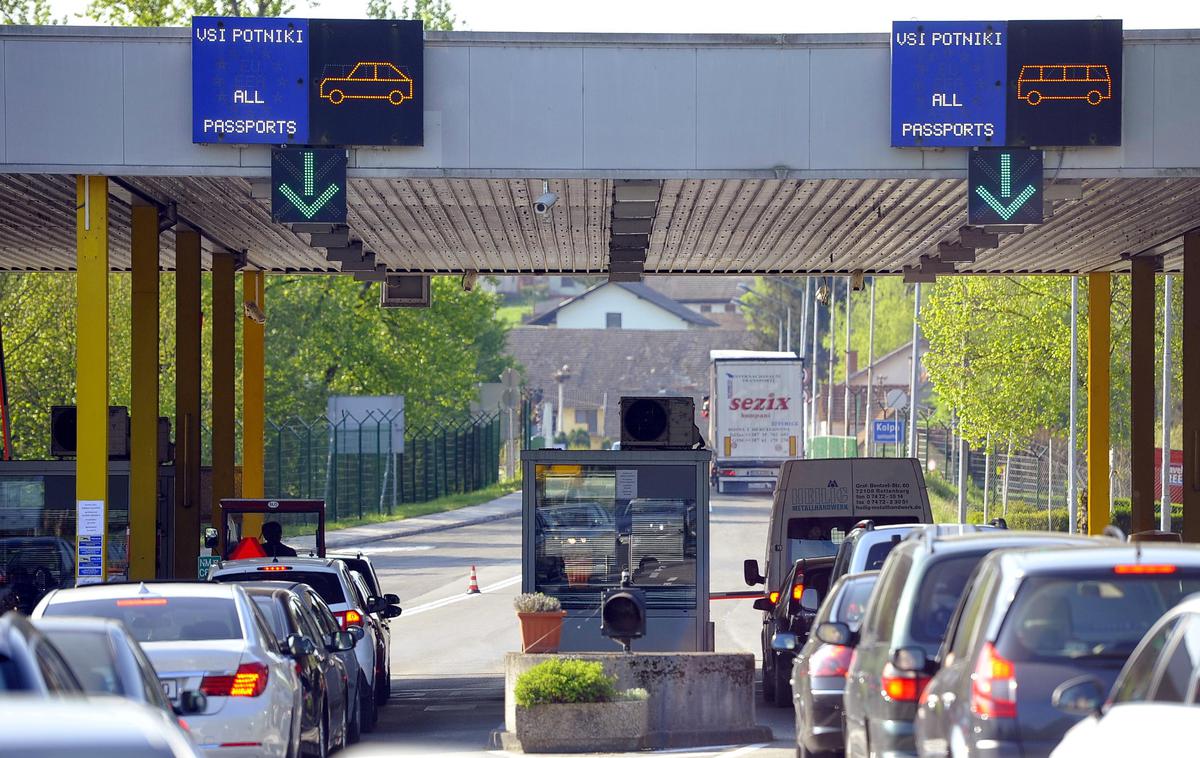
[327,395,405,454]
[713,359,804,462]
[616,469,638,500]
[76,499,105,586]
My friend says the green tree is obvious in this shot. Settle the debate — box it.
[85,0,292,27]
[366,0,456,29]
[0,0,58,24]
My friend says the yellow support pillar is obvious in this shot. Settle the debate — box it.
[75,176,109,585]
[129,203,159,580]
[211,254,236,545]
[174,228,202,578]
[242,271,266,540]
[1087,272,1111,535]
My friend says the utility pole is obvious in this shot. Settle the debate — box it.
[907,283,922,458]
[1068,276,1079,533]
[811,285,820,440]
[983,433,992,522]
[843,276,853,439]
[957,418,968,523]
[799,278,811,451]
[866,277,876,457]
[1161,274,1174,530]
[827,282,836,435]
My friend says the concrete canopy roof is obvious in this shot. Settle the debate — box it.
[0,27,1196,275]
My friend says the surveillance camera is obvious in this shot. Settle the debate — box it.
[533,191,558,217]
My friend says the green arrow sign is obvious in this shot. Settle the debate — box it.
[272,147,347,224]
[968,148,1043,225]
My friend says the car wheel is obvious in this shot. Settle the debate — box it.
[360,673,377,733]
[772,657,792,708]
[761,653,777,704]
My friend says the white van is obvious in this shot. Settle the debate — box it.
[743,457,933,596]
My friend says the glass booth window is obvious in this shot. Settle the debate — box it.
[533,465,697,611]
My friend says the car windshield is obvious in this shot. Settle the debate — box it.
[786,518,848,561]
[214,570,346,606]
[41,597,243,643]
[908,554,981,647]
[997,571,1200,663]
[835,577,878,632]
[861,539,901,571]
[40,629,123,695]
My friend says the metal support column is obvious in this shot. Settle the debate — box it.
[1068,277,1079,533]
[75,176,109,585]
[173,228,202,578]
[1161,275,1174,531]
[810,285,820,441]
[866,277,876,456]
[843,276,852,438]
[129,203,159,580]
[1087,272,1111,535]
[907,283,922,458]
[242,271,266,540]
[211,254,236,541]
[1130,257,1156,533]
[1184,232,1200,542]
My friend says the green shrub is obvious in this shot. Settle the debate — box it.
[514,659,616,707]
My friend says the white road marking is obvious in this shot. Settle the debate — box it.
[713,745,768,758]
[356,544,435,554]
[402,574,522,617]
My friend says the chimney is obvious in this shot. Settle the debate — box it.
[847,350,859,378]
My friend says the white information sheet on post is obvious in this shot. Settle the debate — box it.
[616,469,638,500]
[76,499,105,586]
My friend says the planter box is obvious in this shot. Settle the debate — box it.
[517,611,566,653]
[514,699,649,753]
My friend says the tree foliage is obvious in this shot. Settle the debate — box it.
[366,0,456,29]
[85,0,293,27]
[0,0,58,24]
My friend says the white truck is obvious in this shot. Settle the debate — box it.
[708,350,805,494]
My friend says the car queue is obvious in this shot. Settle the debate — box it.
[0,530,401,758]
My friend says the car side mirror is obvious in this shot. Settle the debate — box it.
[815,621,853,647]
[1052,676,1106,717]
[752,596,774,612]
[177,690,207,715]
[384,604,402,619]
[369,596,388,614]
[771,632,799,652]
[349,625,365,641]
[327,631,355,652]
[203,527,219,550]
[799,588,820,613]
[384,593,400,605]
[744,559,765,587]
[287,634,316,658]
[893,646,927,672]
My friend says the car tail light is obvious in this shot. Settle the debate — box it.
[791,581,805,601]
[767,591,780,605]
[335,609,364,630]
[257,565,293,572]
[881,662,930,703]
[201,662,269,697]
[971,642,1017,719]
[720,469,737,477]
[178,719,190,733]
[1114,564,1176,575]
[809,644,853,677]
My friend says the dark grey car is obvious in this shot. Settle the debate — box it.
[915,545,1200,758]
[839,529,1097,758]
[775,570,878,758]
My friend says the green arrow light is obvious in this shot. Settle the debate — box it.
[279,151,339,220]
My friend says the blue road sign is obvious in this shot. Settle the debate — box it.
[873,419,904,444]
[192,16,310,144]
[79,535,103,547]
[891,21,1007,147]
[78,566,102,576]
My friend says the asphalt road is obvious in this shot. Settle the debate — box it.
[341,491,800,757]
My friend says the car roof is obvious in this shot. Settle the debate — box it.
[0,695,196,751]
[43,581,240,602]
[236,580,310,595]
[989,543,1200,574]
[893,530,1101,560]
[213,557,338,571]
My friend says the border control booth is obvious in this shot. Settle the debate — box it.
[522,447,712,652]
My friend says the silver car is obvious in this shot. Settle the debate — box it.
[34,582,303,758]
[0,695,205,757]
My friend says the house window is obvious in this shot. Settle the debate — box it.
[725,303,736,312]
[700,304,712,313]
[605,312,622,329]
[574,409,599,434]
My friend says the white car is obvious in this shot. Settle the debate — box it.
[33,582,302,758]
[0,695,205,757]
[1051,594,1200,758]
[208,556,382,734]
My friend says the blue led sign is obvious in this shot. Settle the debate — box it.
[891,21,1008,147]
[192,16,310,144]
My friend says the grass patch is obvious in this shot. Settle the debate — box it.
[497,304,533,326]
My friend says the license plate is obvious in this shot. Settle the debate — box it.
[748,481,774,491]
[161,679,178,700]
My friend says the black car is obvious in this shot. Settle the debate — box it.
[290,581,368,743]
[775,570,879,758]
[331,552,401,703]
[242,582,357,757]
[838,529,1096,758]
[757,555,835,707]
[915,545,1200,758]
[0,611,84,694]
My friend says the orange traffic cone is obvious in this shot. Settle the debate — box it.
[466,565,481,595]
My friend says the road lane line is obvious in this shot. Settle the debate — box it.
[403,574,521,617]
[714,745,768,758]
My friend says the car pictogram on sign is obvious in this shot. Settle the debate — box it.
[1016,64,1112,106]
[318,62,414,106]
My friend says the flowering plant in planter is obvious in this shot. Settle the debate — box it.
[513,592,566,653]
